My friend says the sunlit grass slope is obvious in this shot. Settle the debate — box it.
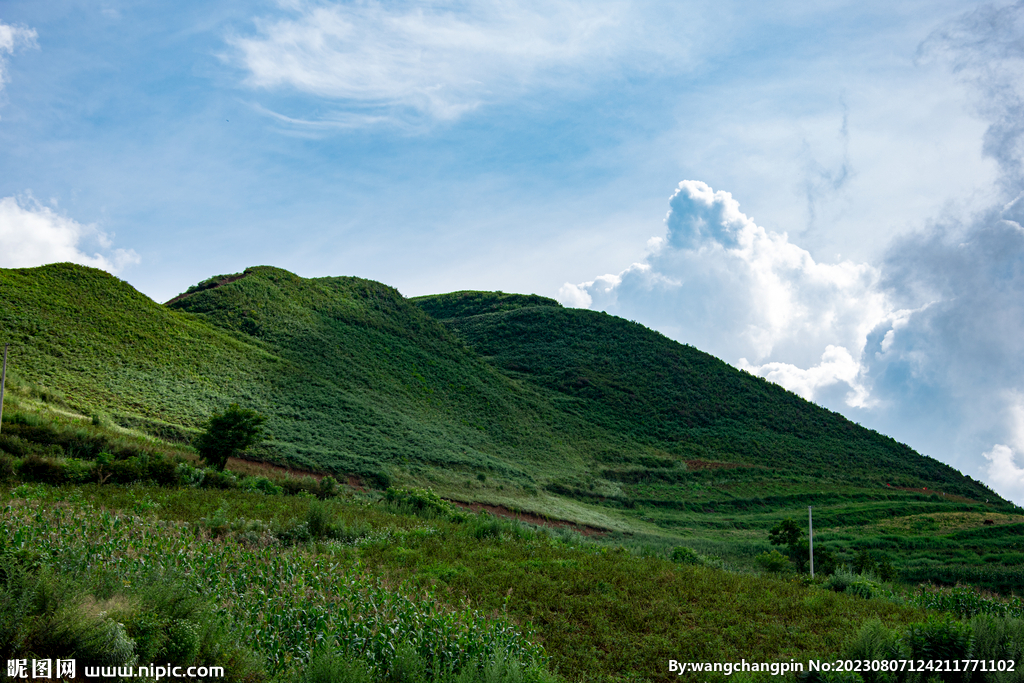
[1,265,1014,560]
[0,264,657,490]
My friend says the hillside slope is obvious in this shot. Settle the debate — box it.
[414,291,989,490]
[0,265,1008,537]
[0,265,653,492]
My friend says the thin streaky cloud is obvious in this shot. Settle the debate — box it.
[0,20,37,93]
[228,0,631,122]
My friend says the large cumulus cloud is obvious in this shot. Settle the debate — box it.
[561,180,895,408]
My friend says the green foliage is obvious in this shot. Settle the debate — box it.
[305,499,333,540]
[807,615,1024,683]
[0,537,258,679]
[770,518,811,572]
[1,262,1016,597]
[754,549,792,574]
[770,518,804,547]
[0,495,549,682]
[195,404,266,471]
[301,649,372,683]
[903,585,1024,620]
[319,475,340,498]
[669,545,721,568]
[241,475,283,495]
[385,487,462,520]
[823,566,882,600]
[162,619,201,664]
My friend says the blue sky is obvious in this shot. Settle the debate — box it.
[3,0,1024,503]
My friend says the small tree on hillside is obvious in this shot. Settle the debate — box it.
[769,518,809,573]
[769,517,837,575]
[194,404,265,471]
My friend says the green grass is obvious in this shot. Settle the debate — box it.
[0,487,552,682]
[0,264,1018,594]
[0,481,952,682]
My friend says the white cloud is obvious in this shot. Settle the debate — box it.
[0,20,37,93]
[983,444,1024,503]
[561,180,897,407]
[230,0,628,122]
[982,394,1024,501]
[0,196,140,274]
[738,345,873,408]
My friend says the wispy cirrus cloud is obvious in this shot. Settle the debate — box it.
[228,0,637,123]
[0,196,140,274]
[0,20,37,95]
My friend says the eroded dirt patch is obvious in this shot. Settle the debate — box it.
[449,500,609,537]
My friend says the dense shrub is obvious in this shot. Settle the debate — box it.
[0,454,14,482]
[201,469,239,490]
[318,475,340,498]
[385,487,461,520]
[17,454,67,484]
[241,476,283,496]
[281,475,319,497]
[754,549,792,574]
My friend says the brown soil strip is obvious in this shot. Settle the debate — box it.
[887,485,978,504]
[225,457,365,490]
[448,500,609,537]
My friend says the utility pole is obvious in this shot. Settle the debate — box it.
[0,344,7,435]
[808,505,814,579]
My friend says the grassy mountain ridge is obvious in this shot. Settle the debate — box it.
[412,290,991,497]
[0,264,657,498]
[2,264,1017,580]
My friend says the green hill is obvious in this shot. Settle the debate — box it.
[412,290,990,498]
[1,263,1017,584]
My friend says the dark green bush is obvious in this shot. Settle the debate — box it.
[385,487,459,519]
[318,475,340,498]
[0,433,28,457]
[161,619,201,665]
[242,476,283,495]
[17,454,66,484]
[670,546,702,565]
[0,453,14,482]
[201,469,239,490]
[281,475,319,497]
[467,513,504,540]
[754,549,792,574]
[108,457,145,484]
[306,500,333,540]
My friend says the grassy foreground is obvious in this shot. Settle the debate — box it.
[2,403,1023,682]
[2,481,930,683]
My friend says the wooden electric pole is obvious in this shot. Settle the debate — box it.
[0,344,7,435]
[808,505,814,578]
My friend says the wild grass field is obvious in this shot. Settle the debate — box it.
[2,405,1024,682]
